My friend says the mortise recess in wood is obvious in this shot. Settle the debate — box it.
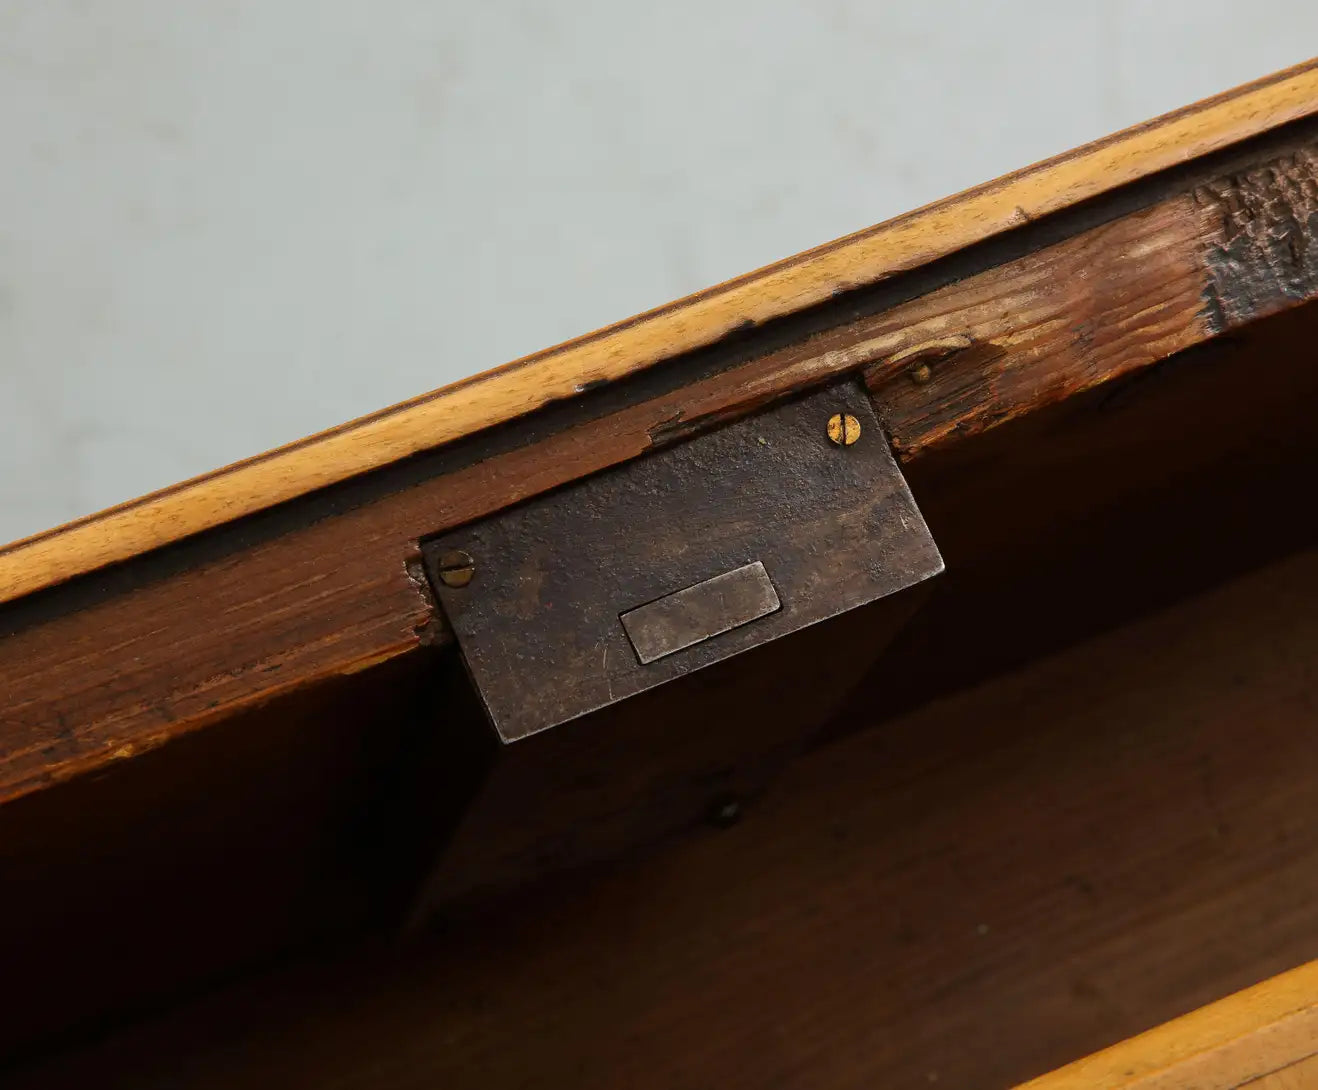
[1,59,1318,607]
[5,108,1318,808]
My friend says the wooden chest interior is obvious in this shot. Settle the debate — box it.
[4,65,1318,1090]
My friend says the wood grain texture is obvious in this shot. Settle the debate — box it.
[861,300,1318,747]
[11,551,1318,1090]
[0,512,432,803]
[6,126,1318,809]
[865,195,1208,453]
[0,652,437,1061]
[871,139,1318,456]
[1256,1054,1318,1090]
[1017,962,1318,1090]
[9,299,1313,1057]
[2,59,1318,604]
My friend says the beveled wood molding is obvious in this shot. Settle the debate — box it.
[2,58,1318,606]
[1017,959,1318,1089]
[6,61,1318,811]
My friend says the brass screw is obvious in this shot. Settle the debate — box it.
[436,549,475,588]
[909,362,933,385]
[827,412,862,446]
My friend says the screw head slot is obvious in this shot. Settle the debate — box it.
[827,412,862,446]
[437,549,476,588]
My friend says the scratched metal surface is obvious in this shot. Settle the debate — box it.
[620,560,782,664]
[423,380,943,742]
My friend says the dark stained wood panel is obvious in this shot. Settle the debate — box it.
[0,652,438,1062]
[2,66,1318,1090]
[6,125,1318,812]
[11,548,1318,1090]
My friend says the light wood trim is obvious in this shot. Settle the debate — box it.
[1017,961,1318,1089]
[1254,1054,1318,1090]
[4,58,1318,605]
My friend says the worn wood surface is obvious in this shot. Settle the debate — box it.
[0,652,439,1062]
[1017,961,1318,1090]
[858,301,1318,744]
[10,289,1314,1058]
[869,137,1318,455]
[426,295,1318,911]
[6,122,1318,812]
[419,590,931,911]
[422,380,940,742]
[1258,1056,1318,1089]
[1198,145,1318,328]
[2,59,1317,606]
[11,549,1318,1090]
[6,70,1318,1063]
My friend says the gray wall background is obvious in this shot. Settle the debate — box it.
[2,3,1316,546]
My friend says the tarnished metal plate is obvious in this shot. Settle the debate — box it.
[423,380,943,743]
[621,560,781,664]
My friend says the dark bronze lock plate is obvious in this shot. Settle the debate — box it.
[422,379,943,743]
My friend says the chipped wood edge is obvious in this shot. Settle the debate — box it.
[1016,960,1318,1090]
[7,110,1318,809]
[4,58,1318,606]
